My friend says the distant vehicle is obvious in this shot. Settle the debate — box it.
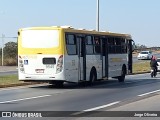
[137,51,152,60]
[157,58,160,72]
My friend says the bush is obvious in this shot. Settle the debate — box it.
[0,41,17,66]
[4,58,17,66]
[4,42,17,58]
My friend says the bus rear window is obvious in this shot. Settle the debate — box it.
[21,30,59,48]
[43,58,56,64]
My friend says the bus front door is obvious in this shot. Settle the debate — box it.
[77,36,86,82]
[102,38,108,78]
[128,39,134,74]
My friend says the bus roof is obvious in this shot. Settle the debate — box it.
[19,26,132,39]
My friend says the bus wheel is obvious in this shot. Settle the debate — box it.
[50,81,64,87]
[118,66,126,82]
[55,81,64,87]
[89,68,97,85]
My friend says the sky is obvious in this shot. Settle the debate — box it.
[0,0,160,47]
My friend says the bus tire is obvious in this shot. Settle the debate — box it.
[89,67,97,85]
[118,65,126,82]
[50,81,64,87]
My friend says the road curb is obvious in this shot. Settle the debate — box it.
[0,82,43,88]
[129,71,150,75]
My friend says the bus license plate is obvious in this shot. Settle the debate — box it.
[35,69,44,73]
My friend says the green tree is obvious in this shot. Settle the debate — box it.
[4,42,17,58]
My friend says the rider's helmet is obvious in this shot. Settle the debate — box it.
[152,56,157,60]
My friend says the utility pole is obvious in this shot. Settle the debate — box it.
[1,34,5,66]
[96,0,99,31]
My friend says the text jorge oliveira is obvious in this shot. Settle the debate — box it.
[134,112,158,117]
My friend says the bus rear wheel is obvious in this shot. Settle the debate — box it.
[118,66,126,82]
[89,68,97,85]
[50,81,64,87]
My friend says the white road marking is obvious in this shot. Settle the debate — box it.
[72,101,120,116]
[138,89,160,97]
[0,94,51,104]
[83,101,120,111]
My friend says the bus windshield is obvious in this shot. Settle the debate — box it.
[21,30,59,48]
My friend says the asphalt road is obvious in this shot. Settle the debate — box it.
[0,66,17,76]
[0,73,160,120]
[0,71,17,76]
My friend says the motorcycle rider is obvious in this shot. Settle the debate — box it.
[150,56,158,77]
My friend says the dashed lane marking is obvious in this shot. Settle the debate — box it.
[0,94,51,104]
[138,89,160,97]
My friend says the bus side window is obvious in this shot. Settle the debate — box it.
[66,34,77,55]
[115,37,121,53]
[78,37,85,57]
[102,38,107,56]
[121,38,127,53]
[94,36,101,54]
[108,37,115,53]
[86,36,94,55]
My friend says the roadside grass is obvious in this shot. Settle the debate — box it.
[0,75,37,88]
[0,75,22,87]
[133,61,150,73]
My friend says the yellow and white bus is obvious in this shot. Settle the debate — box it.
[18,26,134,86]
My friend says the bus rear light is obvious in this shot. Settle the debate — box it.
[19,56,25,73]
[19,64,24,67]
[19,55,22,59]
[19,60,23,63]
[56,55,63,74]
[20,68,24,72]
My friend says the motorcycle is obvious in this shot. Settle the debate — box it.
[151,67,157,78]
